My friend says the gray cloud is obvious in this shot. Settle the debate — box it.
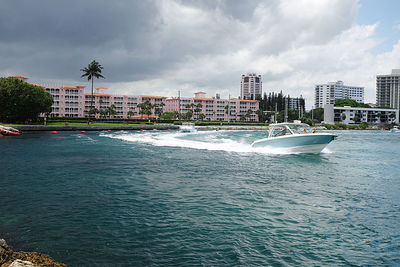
[1,0,389,108]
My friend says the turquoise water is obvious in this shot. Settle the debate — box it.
[1,130,399,266]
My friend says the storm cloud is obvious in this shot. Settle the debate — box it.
[1,0,399,106]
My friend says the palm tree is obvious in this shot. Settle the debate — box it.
[194,103,202,120]
[107,104,117,119]
[81,60,105,120]
[127,110,135,118]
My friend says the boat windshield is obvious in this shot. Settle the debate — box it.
[268,123,311,137]
[269,126,292,137]
[288,124,311,134]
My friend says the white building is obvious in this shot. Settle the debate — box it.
[323,104,399,125]
[240,73,262,100]
[315,81,364,108]
[376,69,400,110]
[288,96,305,110]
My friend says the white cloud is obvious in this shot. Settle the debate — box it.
[2,0,400,110]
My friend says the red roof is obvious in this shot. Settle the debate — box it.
[240,100,259,103]
[141,96,167,99]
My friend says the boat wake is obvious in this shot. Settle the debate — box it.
[99,130,325,155]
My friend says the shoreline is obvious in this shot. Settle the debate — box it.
[12,125,179,132]
[0,238,66,267]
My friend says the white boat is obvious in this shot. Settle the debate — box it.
[390,126,400,132]
[180,123,196,133]
[251,122,337,154]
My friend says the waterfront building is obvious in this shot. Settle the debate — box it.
[376,69,400,110]
[13,76,86,117]
[12,76,258,121]
[241,73,262,100]
[323,104,399,125]
[165,92,259,121]
[315,81,364,108]
[84,87,167,118]
[287,96,305,110]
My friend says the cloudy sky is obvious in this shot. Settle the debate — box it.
[1,0,400,108]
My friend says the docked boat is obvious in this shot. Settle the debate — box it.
[251,122,336,154]
[390,126,400,132]
[180,123,196,133]
[0,125,21,136]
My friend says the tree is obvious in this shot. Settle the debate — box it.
[137,100,154,118]
[245,109,253,121]
[107,104,117,118]
[185,103,195,120]
[194,103,202,120]
[303,108,324,123]
[256,109,268,122]
[183,110,193,120]
[81,60,104,119]
[127,110,135,118]
[335,98,370,108]
[352,115,360,123]
[100,109,108,119]
[341,114,346,121]
[161,111,179,120]
[88,108,99,117]
[0,77,53,123]
[198,113,206,120]
[154,102,165,118]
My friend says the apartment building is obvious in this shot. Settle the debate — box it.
[240,73,262,100]
[315,81,364,108]
[12,76,258,121]
[323,104,399,125]
[376,69,400,109]
[164,92,259,121]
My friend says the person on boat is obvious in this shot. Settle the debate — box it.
[279,128,287,136]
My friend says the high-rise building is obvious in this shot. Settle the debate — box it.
[240,73,262,100]
[315,81,364,108]
[376,69,400,109]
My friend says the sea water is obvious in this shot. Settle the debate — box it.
[0,130,399,266]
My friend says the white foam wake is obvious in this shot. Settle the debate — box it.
[100,130,296,154]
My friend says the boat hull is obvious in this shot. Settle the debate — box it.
[0,127,21,136]
[251,133,336,154]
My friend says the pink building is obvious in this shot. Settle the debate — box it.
[13,76,86,117]
[84,87,167,118]
[165,92,259,121]
[12,76,259,121]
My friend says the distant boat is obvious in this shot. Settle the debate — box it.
[390,126,400,133]
[180,123,196,133]
[251,122,336,154]
[0,125,21,136]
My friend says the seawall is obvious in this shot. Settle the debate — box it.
[13,125,179,132]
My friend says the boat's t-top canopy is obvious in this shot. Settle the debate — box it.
[267,123,312,138]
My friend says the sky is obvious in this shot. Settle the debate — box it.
[1,0,400,109]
